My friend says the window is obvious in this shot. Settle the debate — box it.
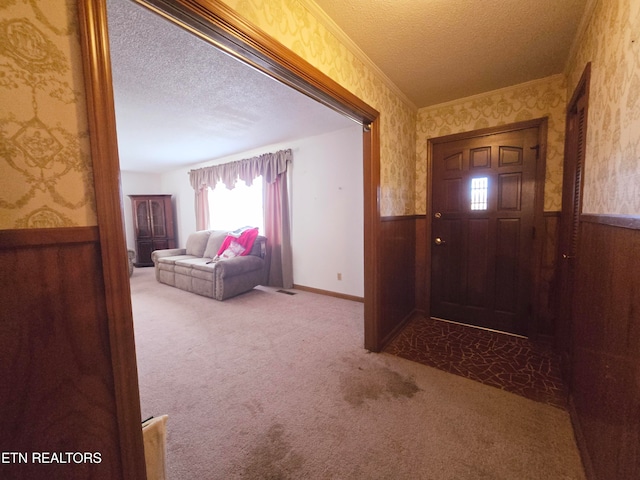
[470,177,488,211]
[208,177,264,233]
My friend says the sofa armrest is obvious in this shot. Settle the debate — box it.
[151,248,186,264]
[214,255,264,278]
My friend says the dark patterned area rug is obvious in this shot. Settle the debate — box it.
[384,316,568,409]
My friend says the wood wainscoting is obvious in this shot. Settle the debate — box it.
[0,228,130,480]
[568,215,640,480]
[378,216,417,348]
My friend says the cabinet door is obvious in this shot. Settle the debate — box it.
[149,199,166,238]
[152,239,170,251]
[135,200,151,238]
[136,241,154,265]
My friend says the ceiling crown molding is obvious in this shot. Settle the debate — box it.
[419,74,566,112]
[565,0,599,77]
[299,0,417,112]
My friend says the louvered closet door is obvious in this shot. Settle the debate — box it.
[556,78,589,351]
[430,127,539,335]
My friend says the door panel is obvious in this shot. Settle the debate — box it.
[467,218,490,307]
[498,173,522,210]
[430,127,539,335]
[444,178,463,212]
[495,218,520,313]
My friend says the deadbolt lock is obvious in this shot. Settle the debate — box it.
[434,212,442,219]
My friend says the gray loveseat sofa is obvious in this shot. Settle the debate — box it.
[151,229,267,300]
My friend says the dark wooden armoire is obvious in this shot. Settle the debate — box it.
[129,194,176,266]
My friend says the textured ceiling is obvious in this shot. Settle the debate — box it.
[106,0,355,172]
[107,0,588,172]
[312,0,588,107]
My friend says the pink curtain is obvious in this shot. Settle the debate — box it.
[194,187,209,231]
[263,173,293,288]
[189,149,293,285]
[189,149,291,190]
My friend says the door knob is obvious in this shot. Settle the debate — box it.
[434,237,446,245]
[562,253,575,259]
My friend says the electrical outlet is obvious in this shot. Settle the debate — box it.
[337,273,342,281]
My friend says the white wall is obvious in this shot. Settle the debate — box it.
[159,169,196,246]
[290,126,364,297]
[123,124,364,297]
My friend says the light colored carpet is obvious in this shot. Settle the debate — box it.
[130,268,586,479]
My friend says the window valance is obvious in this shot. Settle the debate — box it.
[189,149,292,191]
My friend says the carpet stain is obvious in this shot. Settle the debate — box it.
[243,398,264,417]
[243,423,304,479]
[340,362,422,406]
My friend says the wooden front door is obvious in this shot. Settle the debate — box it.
[430,125,540,335]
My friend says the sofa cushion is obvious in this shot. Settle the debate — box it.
[202,230,228,259]
[215,255,264,277]
[157,255,198,268]
[190,266,217,282]
[174,258,211,269]
[185,230,212,257]
[173,258,210,277]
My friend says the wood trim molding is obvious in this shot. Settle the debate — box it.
[428,118,549,145]
[138,0,379,124]
[381,214,424,222]
[77,1,146,478]
[363,120,382,351]
[0,227,99,248]
[580,214,640,230]
[292,284,364,303]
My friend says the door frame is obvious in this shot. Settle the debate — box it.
[424,118,548,337]
[78,0,381,478]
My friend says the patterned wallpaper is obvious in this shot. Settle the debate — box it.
[415,75,567,214]
[7,0,635,225]
[220,0,418,216]
[0,0,96,229]
[566,0,640,215]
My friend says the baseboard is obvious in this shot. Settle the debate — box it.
[292,284,364,303]
[568,394,597,480]
[379,309,423,351]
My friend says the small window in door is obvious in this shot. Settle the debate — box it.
[470,177,488,210]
